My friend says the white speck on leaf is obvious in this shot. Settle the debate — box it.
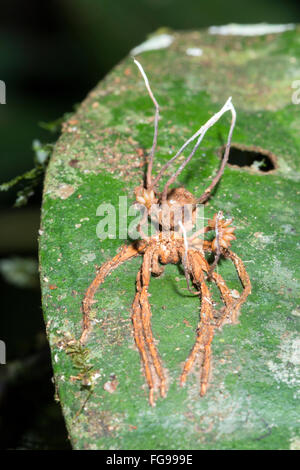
[131,34,174,55]
[186,47,203,57]
[209,23,295,36]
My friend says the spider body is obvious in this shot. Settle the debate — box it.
[80,60,251,406]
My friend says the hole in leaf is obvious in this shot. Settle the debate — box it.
[220,144,277,173]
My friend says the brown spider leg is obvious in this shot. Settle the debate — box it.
[188,244,234,314]
[180,249,215,396]
[132,247,166,405]
[202,240,213,251]
[211,271,234,327]
[192,248,233,316]
[198,252,234,327]
[132,271,156,406]
[139,247,167,401]
[201,243,250,325]
[80,243,141,344]
[222,249,252,323]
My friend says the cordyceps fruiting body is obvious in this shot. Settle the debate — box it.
[80,59,251,406]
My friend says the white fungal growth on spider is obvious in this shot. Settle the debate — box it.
[134,58,160,188]
[159,96,237,201]
[133,57,237,200]
[182,97,234,157]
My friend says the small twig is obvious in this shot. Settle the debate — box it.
[134,58,160,189]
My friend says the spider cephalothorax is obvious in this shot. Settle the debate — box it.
[80,59,251,406]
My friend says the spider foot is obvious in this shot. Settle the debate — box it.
[200,382,208,397]
[149,388,155,407]
[179,372,187,387]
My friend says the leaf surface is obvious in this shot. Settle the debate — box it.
[40,28,300,449]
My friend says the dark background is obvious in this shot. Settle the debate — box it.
[0,0,299,450]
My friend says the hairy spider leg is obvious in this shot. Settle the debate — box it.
[223,249,252,323]
[201,242,251,325]
[132,246,166,405]
[140,248,167,398]
[80,243,141,344]
[180,248,215,396]
[132,272,156,406]
[210,271,234,327]
[151,247,165,276]
[194,250,234,327]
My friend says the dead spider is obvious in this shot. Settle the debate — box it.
[80,59,251,406]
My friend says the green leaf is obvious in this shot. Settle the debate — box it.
[39,28,300,450]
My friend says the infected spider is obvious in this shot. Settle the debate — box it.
[80,59,251,406]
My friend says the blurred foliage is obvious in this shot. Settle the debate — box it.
[0,140,52,207]
[0,257,39,288]
[1,0,300,451]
